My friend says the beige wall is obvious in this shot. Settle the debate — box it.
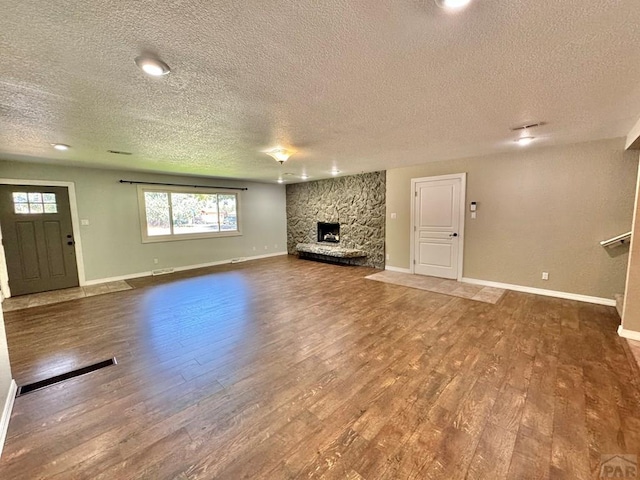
[622,157,640,332]
[386,138,638,299]
[0,161,287,282]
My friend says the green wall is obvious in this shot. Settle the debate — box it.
[0,161,287,282]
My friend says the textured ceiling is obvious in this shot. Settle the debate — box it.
[1,1,640,183]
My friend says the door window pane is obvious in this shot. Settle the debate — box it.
[144,192,171,236]
[14,203,29,214]
[43,203,58,213]
[29,203,44,214]
[42,193,56,203]
[13,192,28,203]
[28,192,42,203]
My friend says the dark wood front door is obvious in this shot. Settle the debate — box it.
[0,185,79,296]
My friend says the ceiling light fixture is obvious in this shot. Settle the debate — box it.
[52,143,70,151]
[264,147,294,164]
[134,56,171,76]
[435,0,472,10]
[300,174,309,180]
[331,169,341,176]
[277,178,284,184]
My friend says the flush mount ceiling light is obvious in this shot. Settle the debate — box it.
[52,143,70,151]
[263,147,294,164]
[134,56,171,76]
[435,0,472,10]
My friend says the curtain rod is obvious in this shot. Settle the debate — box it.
[118,180,248,191]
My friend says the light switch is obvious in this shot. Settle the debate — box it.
[390,213,397,219]
[80,219,90,226]
[471,212,476,219]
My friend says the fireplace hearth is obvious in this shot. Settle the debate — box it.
[318,222,340,243]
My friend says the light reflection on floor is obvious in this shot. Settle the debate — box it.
[137,272,252,369]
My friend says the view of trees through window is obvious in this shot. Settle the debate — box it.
[143,190,238,237]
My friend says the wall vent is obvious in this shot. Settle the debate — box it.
[107,150,133,155]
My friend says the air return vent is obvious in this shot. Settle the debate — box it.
[107,150,133,155]
[17,357,117,396]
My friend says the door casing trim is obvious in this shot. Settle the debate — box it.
[0,179,86,298]
[410,173,466,281]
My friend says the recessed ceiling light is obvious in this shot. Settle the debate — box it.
[134,56,171,76]
[52,143,70,151]
[435,0,472,10]
[515,136,535,146]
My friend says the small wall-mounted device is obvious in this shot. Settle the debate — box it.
[470,201,477,212]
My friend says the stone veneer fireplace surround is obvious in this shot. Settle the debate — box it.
[285,171,386,269]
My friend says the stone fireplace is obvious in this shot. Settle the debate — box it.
[317,222,340,243]
[286,171,386,269]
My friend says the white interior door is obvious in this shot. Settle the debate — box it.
[413,174,465,279]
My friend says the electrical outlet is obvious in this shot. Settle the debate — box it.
[252,246,256,251]
[153,258,159,265]
[542,272,549,280]
[264,245,268,250]
[386,253,390,260]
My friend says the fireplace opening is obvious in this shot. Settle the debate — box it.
[318,222,340,243]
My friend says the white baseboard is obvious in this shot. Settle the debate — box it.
[461,277,616,307]
[83,271,152,286]
[385,265,412,274]
[82,252,288,286]
[0,379,17,458]
[618,325,640,342]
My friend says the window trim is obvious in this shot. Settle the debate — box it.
[137,185,242,243]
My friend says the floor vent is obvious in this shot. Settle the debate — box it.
[152,268,174,276]
[16,357,117,396]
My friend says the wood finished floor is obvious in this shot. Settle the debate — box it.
[1,255,639,479]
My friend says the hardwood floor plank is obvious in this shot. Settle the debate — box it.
[466,423,518,480]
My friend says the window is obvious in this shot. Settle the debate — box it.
[138,186,241,242]
[13,192,58,214]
